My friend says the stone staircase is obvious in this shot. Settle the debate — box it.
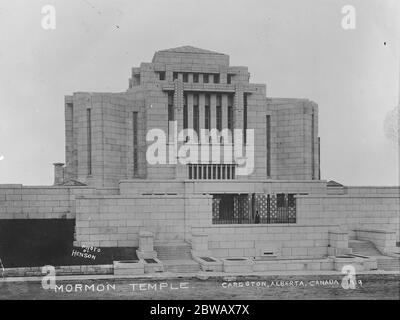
[348,240,381,256]
[349,240,400,271]
[154,242,201,273]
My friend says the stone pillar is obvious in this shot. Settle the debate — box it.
[53,163,65,186]
[328,231,351,256]
[191,232,211,257]
[136,230,157,259]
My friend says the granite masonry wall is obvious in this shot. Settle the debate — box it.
[296,193,400,241]
[191,224,336,259]
[0,185,95,219]
[74,194,212,247]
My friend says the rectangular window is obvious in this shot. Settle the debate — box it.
[173,72,178,81]
[188,165,192,179]
[183,94,188,129]
[134,74,140,86]
[193,73,199,83]
[193,164,197,179]
[228,95,234,132]
[205,94,211,106]
[193,94,199,136]
[168,92,174,141]
[266,115,271,177]
[183,73,188,83]
[311,113,315,179]
[318,137,321,180]
[86,109,92,176]
[216,94,222,132]
[203,74,209,83]
[133,112,138,176]
[227,74,233,84]
[205,106,211,130]
[213,74,220,84]
[205,94,211,130]
[158,72,166,80]
[243,93,248,144]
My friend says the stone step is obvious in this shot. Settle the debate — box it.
[162,260,201,273]
[349,240,381,256]
[155,244,192,260]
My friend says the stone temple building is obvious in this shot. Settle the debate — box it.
[1,47,399,271]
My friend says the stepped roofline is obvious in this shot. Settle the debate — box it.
[156,46,226,55]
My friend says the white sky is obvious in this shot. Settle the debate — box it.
[0,0,399,186]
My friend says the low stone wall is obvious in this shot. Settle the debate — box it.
[345,187,400,196]
[119,180,328,196]
[0,185,96,219]
[297,195,400,242]
[75,194,212,247]
[192,224,338,259]
[3,265,113,277]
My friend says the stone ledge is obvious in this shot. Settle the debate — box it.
[354,229,396,234]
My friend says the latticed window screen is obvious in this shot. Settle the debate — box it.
[212,198,220,220]
[213,193,296,224]
[233,194,250,220]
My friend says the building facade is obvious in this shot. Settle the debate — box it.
[1,47,398,263]
[63,46,319,187]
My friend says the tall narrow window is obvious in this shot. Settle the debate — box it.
[243,93,248,144]
[205,94,211,130]
[133,112,138,176]
[318,137,321,180]
[213,74,220,84]
[227,74,233,84]
[203,74,209,83]
[266,115,271,177]
[158,72,166,80]
[228,95,234,132]
[173,72,178,81]
[183,94,188,129]
[193,73,199,83]
[86,108,92,176]
[168,92,174,141]
[183,73,188,83]
[216,94,222,132]
[193,94,199,136]
[311,113,315,179]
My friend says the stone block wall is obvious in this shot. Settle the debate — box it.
[0,185,95,219]
[119,180,328,197]
[354,229,397,254]
[74,194,212,248]
[191,224,337,259]
[297,194,400,241]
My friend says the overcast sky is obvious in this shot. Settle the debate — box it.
[0,0,399,186]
